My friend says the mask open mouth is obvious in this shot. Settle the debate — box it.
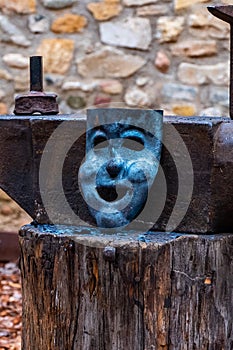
[96,183,131,203]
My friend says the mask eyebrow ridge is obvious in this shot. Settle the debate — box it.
[121,130,145,144]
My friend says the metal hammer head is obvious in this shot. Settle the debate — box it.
[14,56,59,116]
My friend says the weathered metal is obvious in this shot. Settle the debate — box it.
[0,113,232,234]
[208,5,233,119]
[14,56,59,116]
[30,56,43,92]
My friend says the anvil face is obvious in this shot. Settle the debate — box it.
[79,109,163,228]
[0,113,232,234]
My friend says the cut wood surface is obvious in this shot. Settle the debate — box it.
[19,224,233,350]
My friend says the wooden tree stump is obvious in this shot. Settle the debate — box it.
[19,225,233,350]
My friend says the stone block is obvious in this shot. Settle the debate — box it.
[100,17,152,50]
[0,0,35,14]
[124,86,150,107]
[0,69,12,81]
[154,51,170,73]
[156,16,184,43]
[162,83,198,102]
[77,47,146,78]
[123,0,159,6]
[42,0,76,9]
[178,62,230,86]
[172,104,196,116]
[137,4,168,16]
[51,13,87,33]
[0,15,31,47]
[171,40,217,57]
[28,14,49,33]
[0,103,8,114]
[99,79,123,94]
[3,54,28,69]
[174,0,209,11]
[37,38,75,74]
[87,1,122,21]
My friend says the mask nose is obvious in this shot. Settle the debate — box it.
[106,158,124,178]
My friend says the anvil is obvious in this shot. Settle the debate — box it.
[0,113,232,234]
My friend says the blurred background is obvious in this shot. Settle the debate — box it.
[0,1,232,348]
[0,0,231,259]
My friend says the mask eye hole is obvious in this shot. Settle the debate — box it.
[122,136,144,151]
[93,135,109,150]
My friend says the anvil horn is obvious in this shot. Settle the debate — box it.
[0,115,86,224]
[207,5,233,24]
[208,5,233,119]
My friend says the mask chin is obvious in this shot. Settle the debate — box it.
[94,211,130,229]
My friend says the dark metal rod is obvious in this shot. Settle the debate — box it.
[30,56,43,92]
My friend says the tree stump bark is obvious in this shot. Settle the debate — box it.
[19,225,233,350]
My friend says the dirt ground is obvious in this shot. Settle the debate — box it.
[0,262,21,350]
[0,190,30,349]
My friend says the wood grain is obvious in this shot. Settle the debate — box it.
[19,225,233,349]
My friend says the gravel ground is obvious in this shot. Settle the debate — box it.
[0,262,21,350]
[0,189,30,349]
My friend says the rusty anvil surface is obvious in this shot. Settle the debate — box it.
[0,114,232,234]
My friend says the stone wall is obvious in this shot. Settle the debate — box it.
[0,0,231,117]
[0,0,232,233]
[0,190,31,232]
